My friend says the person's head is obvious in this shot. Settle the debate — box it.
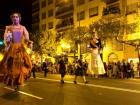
[10,12,21,25]
[92,32,98,39]
[45,58,48,62]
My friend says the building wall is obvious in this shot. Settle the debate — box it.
[33,0,140,63]
[32,0,40,30]
[39,0,56,31]
[73,0,105,27]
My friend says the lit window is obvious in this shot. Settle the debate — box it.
[89,7,98,17]
[77,0,85,6]
[48,9,53,17]
[41,0,46,8]
[42,24,46,31]
[126,3,138,15]
[42,12,46,19]
[48,22,53,29]
[48,0,53,5]
[106,0,119,4]
[77,11,85,21]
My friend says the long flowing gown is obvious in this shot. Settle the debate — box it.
[87,42,105,75]
[0,25,32,86]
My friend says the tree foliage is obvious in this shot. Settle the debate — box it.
[89,18,124,40]
[29,31,57,56]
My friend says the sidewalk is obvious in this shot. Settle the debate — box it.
[34,72,140,82]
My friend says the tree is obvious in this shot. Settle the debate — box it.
[90,16,124,40]
[64,26,89,59]
[29,30,57,57]
[90,15,140,62]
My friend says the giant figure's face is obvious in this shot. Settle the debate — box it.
[11,13,20,24]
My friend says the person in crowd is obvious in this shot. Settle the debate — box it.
[0,12,32,90]
[126,62,131,78]
[42,58,49,77]
[74,59,88,84]
[107,62,113,78]
[31,62,37,79]
[130,60,134,78]
[112,62,119,78]
[137,62,140,77]
[58,57,66,84]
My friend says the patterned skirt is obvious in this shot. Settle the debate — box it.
[0,43,32,86]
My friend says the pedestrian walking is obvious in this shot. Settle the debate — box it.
[58,57,66,84]
[31,63,37,78]
[74,59,88,84]
[42,58,49,77]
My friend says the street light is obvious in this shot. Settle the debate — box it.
[0,39,4,45]
[76,0,81,59]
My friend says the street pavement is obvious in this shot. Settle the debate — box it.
[0,73,140,105]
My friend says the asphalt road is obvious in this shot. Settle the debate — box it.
[0,73,140,105]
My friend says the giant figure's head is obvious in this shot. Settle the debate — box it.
[10,12,21,25]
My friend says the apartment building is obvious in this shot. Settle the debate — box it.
[102,0,140,62]
[32,0,40,31]
[32,0,140,63]
[38,0,105,31]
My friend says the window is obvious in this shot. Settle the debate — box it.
[48,0,53,5]
[77,0,85,6]
[42,24,46,31]
[41,0,46,8]
[106,0,119,4]
[89,7,98,17]
[48,9,53,17]
[77,11,85,21]
[42,12,46,19]
[32,3,39,13]
[126,3,138,15]
[32,13,39,23]
[48,22,53,29]
[108,3,120,14]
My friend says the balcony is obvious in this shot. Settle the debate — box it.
[103,7,120,16]
[105,0,119,4]
[126,2,138,15]
[55,0,73,6]
[56,18,74,31]
[55,4,74,18]
[32,16,39,24]
[32,2,39,13]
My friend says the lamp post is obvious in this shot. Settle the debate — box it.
[77,0,81,59]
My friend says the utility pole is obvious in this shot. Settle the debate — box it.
[77,1,81,59]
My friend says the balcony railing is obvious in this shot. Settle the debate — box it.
[55,0,73,6]
[103,7,120,16]
[126,2,138,15]
[32,3,39,13]
[105,0,119,4]
[56,18,73,29]
[55,4,74,17]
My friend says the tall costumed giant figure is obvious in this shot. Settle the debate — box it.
[87,32,105,77]
[0,12,32,90]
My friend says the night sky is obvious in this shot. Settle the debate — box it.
[0,0,32,30]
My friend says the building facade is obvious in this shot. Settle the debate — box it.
[32,0,40,31]
[32,0,140,63]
